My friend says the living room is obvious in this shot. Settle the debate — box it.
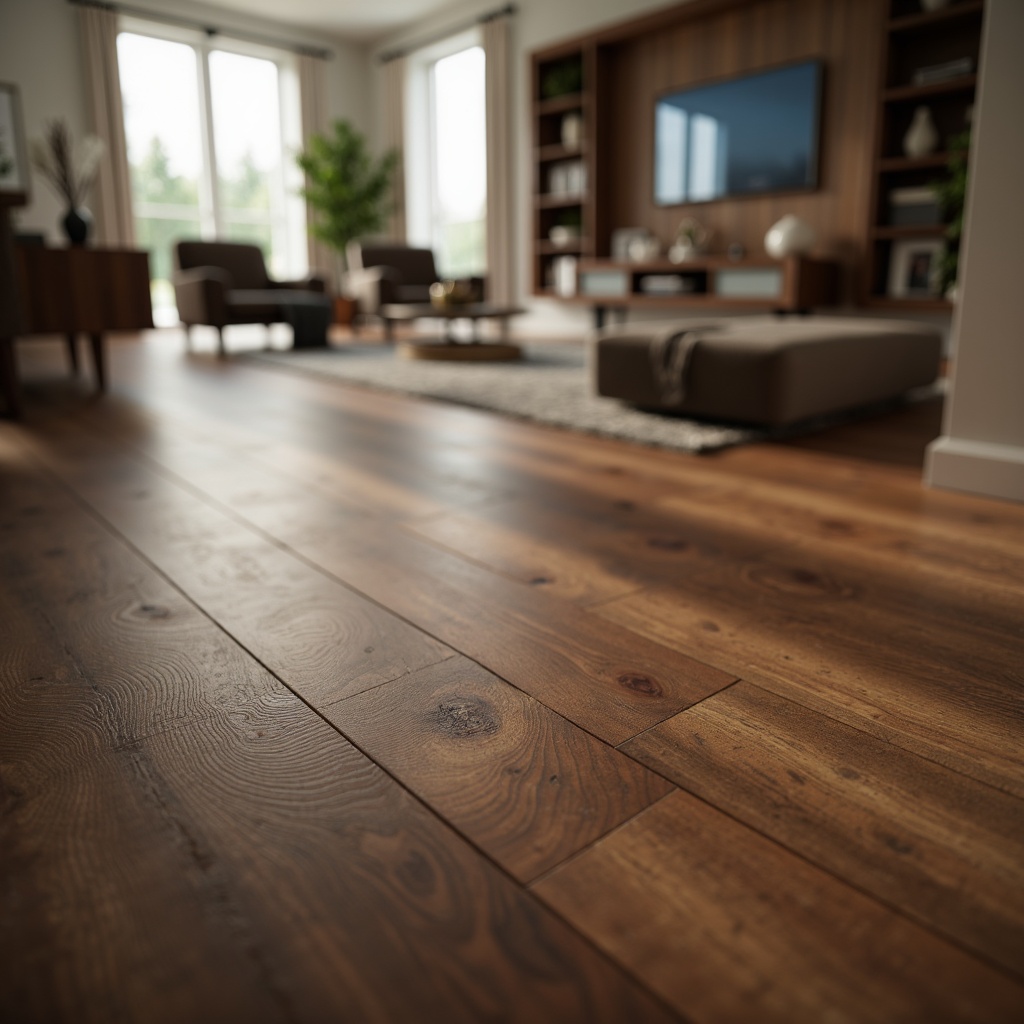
[1,1,1023,1021]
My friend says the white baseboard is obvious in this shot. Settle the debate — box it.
[925,436,1024,503]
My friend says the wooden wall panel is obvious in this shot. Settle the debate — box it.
[602,0,884,302]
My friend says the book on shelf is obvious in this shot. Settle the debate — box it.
[912,57,974,87]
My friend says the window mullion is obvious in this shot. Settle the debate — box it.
[196,42,222,239]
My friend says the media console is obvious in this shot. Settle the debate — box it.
[554,255,837,328]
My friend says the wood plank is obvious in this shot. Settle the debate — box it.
[1,746,292,1024]
[621,682,1024,978]
[0,437,681,1022]
[596,576,1024,799]
[25,416,735,746]
[0,440,285,746]
[326,656,675,882]
[12,422,457,710]
[533,791,1024,1024]
[130,689,682,1023]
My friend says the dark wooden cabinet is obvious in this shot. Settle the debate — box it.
[1,244,153,417]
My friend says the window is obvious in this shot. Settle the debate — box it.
[407,33,487,279]
[117,22,305,324]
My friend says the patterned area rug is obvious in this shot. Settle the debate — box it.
[247,342,940,455]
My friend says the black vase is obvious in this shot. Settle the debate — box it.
[62,207,92,246]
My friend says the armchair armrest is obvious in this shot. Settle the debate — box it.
[344,265,401,314]
[173,266,232,326]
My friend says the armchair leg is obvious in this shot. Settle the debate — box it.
[184,324,192,352]
[216,326,226,358]
[384,317,394,342]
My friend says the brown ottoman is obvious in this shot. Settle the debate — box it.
[593,316,942,426]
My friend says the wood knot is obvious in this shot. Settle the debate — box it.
[744,564,855,600]
[433,695,499,738]
[617,673,663,697]
[137,603,171,619]
[529,576,554,586]
[647,537,689,552]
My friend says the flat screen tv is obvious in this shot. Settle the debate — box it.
[654,60,823,206]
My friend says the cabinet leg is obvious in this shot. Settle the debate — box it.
[66,333,79,374]
[216,326,226,358]
[1,336,22,419]
[593,306,606,330]
[88,333,106,392]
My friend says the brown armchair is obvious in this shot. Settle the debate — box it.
[173,240,329,356]
[345,241,441,339]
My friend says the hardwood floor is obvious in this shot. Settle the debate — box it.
[2,329,1022,1023]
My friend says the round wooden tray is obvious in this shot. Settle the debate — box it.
[398,341,522,362]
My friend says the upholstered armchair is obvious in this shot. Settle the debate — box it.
[345,241,441,339]
[173,241,329,355]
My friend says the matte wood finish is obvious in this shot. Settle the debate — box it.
[326,656,675,883]
[4,246,153,414]
[533,792,1024,1024]
[620,682,1024,977]
[4,330,1024,1022]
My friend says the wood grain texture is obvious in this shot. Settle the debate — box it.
[533,791,1024,1024]
[0,442,285,751]
[622,681,1024,977]
[37,411,735,745]
[602,0,884,301]
[129,689,682,1024]
[15,421,456,709]
[326,656,675,882]
[595,564,1024,798]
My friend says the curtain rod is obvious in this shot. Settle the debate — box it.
[66,0,334,61]
[378,3,516,65]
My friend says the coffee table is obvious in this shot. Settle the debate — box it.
[380,302,524,361]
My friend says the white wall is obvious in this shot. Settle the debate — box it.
[925,0,1024,503]
[0,0,371,243]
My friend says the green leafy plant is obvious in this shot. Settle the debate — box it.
[541,58,583,99]
[296,121,398,280]
[932,129,970,296]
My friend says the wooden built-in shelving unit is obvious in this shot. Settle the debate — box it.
[530,0,986,317]
[865,0,986,310]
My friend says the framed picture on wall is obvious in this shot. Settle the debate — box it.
[0,82,29,205]
[888,238,944,298]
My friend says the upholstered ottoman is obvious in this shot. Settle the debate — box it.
[593,316,942,426]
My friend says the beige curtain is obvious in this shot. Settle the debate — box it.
[379,56,407,241]
[483,12,514,304]
[78,5,135,247]
[298,53,335,285]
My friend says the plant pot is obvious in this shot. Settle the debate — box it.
[333,297,356,325]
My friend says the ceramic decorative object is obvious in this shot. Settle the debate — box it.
[560,112,583,149]
[61,206,92,246]
[764,215,816,259]
[548,225,580,247]
[903,106,939,158]
[668,217,710,263]
[627,235,661,262]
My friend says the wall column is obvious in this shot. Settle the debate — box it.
[925,0,1024,503]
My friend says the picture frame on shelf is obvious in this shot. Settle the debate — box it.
[888,238,944,298]
[0,82,29,205]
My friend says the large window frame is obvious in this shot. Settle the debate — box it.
[405,28,487,278]
[118,17,307,317]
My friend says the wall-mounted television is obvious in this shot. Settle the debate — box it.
[654,60,823,206]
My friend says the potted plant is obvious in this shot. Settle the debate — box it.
[296,121,397,323]
[933,128,970,300]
